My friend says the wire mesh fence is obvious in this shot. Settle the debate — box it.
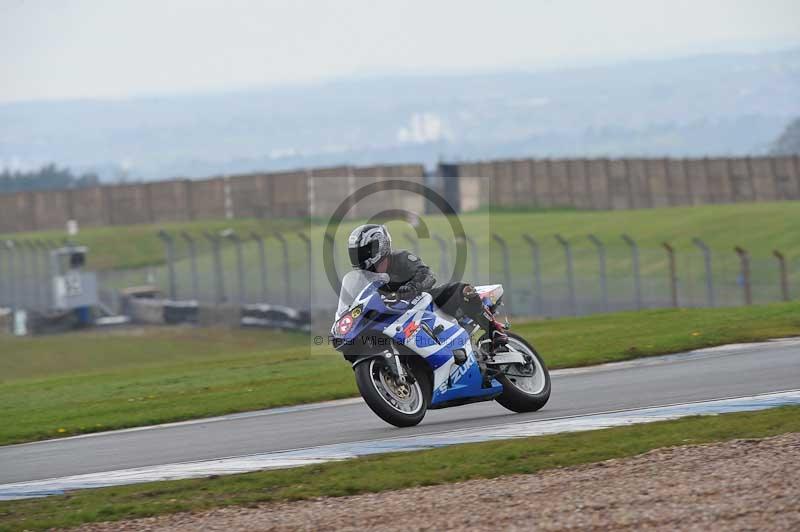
[0,240,54,313]
[1,230,797,320]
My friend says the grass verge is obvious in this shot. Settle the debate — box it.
[1,302,799,445]
[1,405,798,531]
[0,327,353,445]
[1,217,307,271]
[514,301,800,368]
[5,202,799,272]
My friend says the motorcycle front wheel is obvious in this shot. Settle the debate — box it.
[494,332,551,413]
[354,357,430,427]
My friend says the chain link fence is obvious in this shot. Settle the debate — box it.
[1,230,797,321]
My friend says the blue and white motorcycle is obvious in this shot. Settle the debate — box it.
[331,270,551,427]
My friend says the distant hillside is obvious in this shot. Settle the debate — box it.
[1,48,799,181]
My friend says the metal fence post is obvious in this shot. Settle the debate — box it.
[464,235,479,283]
[23,241,42,311]
[0,242,8,307]
[274,232,291,306]
[30,240,43,310]
[621,234,642,310]
[734,246,752,306]
[18,240,28,309]
[203,232,225,305]
[662,242,679,308]
[0,241,10,308]
[0,241,6,307]
[773,250,790,302]
[323,232,338,281]
[491,233,513,315]
[4,241,15,310]
[180,233,199,301]
[251,232,268,302]
[297,232,313,309]
[587,234,609,312]
[6,240,19,310]
[37,240,54,309]
[554,234,577,316]
[522,234,543,315]
[157,230,177,300]
[224,232,245,304]
[403,232,420,256]
[692,237,715,308]
[14,241,26,309]
[432,235,449,278]
[18,240,31,309]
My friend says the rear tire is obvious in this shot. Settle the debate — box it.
[354,357,431,427]
[495,333,551,413]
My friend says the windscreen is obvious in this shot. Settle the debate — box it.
[336,269,389,318]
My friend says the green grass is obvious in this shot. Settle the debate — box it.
[2,203,797,311]
[2,405,798,532]
[381,202,800,308]
[1,302,799,446]
[122,201,799,309]
[477,201,800,259]
[1,217,308,271]
[280,202,800,308]
[514,302,800,368]
[4,201,798,284]
[0,327,354,445]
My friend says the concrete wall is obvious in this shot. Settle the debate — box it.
[70,186,109,227]
[0,164,425,233]
[149,180,192,222]
[448,155,800,211]
[1,157,797,233]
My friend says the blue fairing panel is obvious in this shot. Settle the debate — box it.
[335,282,503,407]
[429,330,502,406]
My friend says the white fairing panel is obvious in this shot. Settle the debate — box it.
[475,284,503,306]
[381,294,476,392]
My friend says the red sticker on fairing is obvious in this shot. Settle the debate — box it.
[337,314,354,335]
[403,321,419,338]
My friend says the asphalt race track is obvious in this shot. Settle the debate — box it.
[1,338,799,486]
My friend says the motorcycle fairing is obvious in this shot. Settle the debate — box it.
[379,295,502,406]
[333,280,503,407]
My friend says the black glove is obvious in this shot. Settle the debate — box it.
[397,283,419,301]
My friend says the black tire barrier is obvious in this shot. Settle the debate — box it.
[163,300,199,325]
[26,310,81,335]
[240,304,311,332]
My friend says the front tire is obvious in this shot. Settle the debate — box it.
[354,357,430,427]
[495,333,551,413]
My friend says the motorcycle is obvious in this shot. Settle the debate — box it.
[331,269,551,427]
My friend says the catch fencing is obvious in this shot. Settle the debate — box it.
[0,231,800,317]
[96,232,800,317]
[1,231,797,320]
[0,230,800,317]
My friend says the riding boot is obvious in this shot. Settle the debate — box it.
[461,285,508,353]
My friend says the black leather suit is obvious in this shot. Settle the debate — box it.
[378,250,491,329]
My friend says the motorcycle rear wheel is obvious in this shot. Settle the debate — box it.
[494,333,551,413]
[354,357,431,427]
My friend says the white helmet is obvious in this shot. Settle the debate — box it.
[348,224,392,270]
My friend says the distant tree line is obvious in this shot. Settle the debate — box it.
[771,117,800,155]
[0,164,99,194]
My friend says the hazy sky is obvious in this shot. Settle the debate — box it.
[1,0,799,103]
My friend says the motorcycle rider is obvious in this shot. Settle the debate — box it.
[347,224,508,352]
